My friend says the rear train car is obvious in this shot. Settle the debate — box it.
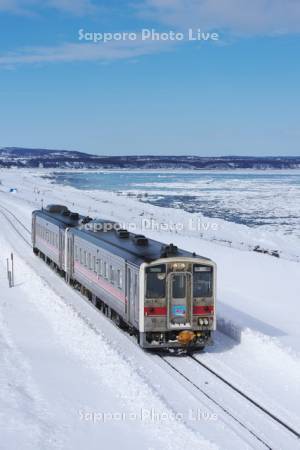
[32,205,216,352]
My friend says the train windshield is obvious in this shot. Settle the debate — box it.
[146,264,166,298]
[172,273,186,298]
[193,265,213,297]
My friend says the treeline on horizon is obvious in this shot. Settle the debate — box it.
[0,147,299,169]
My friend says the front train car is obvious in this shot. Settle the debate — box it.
[139,248,216,351]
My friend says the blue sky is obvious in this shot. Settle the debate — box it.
[0,0,299,156]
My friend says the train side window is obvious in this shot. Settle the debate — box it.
[110,265,114,284]
[88,253,91,270]
[117,269,122,289]
[103,261,108,279]
[75,246,78,261]
[84,251,87,266]
[97,258,102,277]
[93,255,96,273]
[80,248,83,264]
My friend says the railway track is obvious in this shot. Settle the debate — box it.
[159,354,300,449]
[190,355,300,439]
[0,204,31,246]
[1,202,300,449]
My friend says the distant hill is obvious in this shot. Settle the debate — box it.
[0,147,300,170]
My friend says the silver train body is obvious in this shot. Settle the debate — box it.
[32,205,216,351]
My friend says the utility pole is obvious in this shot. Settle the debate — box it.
[6,253,14,288]
[11,253,14,286]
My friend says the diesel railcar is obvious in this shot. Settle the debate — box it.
[32,205,216,351]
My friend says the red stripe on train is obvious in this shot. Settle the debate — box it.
[144,307,167,316]
[74,262,125,303]
[144,305,214,316]
[193,305,214,315]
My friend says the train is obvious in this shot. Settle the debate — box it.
[32,204,216,352]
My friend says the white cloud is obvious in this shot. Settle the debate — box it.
[137,0,300,35]
[46,0,97,15]
[0,0,97,15]
[0,38,174,67]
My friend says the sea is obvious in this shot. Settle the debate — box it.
[51,170,300,239]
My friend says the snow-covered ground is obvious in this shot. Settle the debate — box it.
[0,168,299,449]
[0,231,219,450]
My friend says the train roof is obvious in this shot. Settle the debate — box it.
[72,219,212,267]
[33,206,86,228]
[33,206,213,267]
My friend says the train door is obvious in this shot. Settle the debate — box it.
[126,266,131,322]
[65,230,73,283]
[31,214,36,247]
[168,272,192,328]
[133,272,139,324]
[59,228,65,269]
[126,265,138,326]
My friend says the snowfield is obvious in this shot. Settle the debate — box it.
[0,168,299,449]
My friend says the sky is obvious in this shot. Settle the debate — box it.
[0,0,299,156]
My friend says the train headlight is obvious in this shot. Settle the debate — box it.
[172,263,186,271]
[199,318,210,326]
